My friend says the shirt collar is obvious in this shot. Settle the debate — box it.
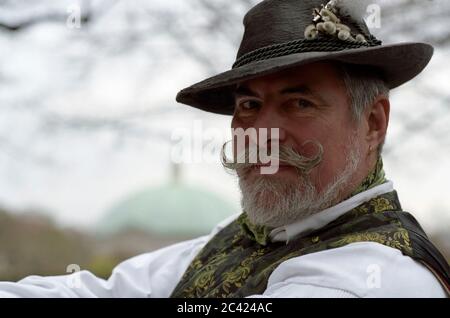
[269,180,394,243]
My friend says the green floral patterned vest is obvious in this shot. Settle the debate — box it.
[170,159,450,297]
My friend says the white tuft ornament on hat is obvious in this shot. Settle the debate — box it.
[305,0,372,44]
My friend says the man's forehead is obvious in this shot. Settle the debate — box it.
[234,61,341,94]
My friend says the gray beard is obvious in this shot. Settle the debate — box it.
[238,145,361,228]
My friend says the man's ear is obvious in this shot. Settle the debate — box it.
[365,96,390,149]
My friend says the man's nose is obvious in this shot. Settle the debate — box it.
[252,104,287,145]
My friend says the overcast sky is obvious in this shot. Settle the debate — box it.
[0,0,449,235]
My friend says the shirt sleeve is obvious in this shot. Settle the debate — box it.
[248,242,447,298]
[0,235,208,298]
[0,213,240,298]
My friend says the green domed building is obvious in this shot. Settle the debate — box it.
[98,167,237,238]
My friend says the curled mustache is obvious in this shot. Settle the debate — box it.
[221,140,324,175]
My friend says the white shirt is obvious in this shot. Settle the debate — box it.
[0,183,446,298]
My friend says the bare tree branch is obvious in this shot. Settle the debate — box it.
[0,12,91,32]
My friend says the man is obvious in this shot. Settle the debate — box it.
[0,0,448,297]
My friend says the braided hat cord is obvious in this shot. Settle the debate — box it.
[233,36,382,69]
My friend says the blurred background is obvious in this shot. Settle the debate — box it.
[0,0,449,281]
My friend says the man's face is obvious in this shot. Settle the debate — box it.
[230,61,369,227]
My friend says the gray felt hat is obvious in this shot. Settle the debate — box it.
[176,0,434,115]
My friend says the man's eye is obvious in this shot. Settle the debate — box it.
[239,100,260,110]
[296,99,314,109]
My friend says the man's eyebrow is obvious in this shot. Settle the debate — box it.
[280,84,328,104]
[280,85,316,96]
[234,84,327,103]
[234,85,259,98]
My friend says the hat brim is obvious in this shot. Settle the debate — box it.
[176,42,433,115]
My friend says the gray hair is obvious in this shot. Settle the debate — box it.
[338,63,390,153]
